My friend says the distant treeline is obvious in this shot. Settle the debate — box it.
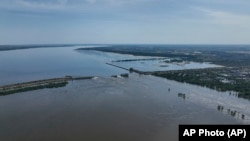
[0,82,68,96]
[78,46,202,61]
[78,44,250,67]
[153,69,250,100]
[0,44,100,51]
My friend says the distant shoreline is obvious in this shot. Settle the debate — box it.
[0,44,109,51]
[0,44,81,51]
[2,44,250,51]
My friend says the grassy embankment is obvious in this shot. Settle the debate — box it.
[0,82,68,96]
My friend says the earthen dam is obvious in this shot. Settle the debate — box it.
[0,76,94,95]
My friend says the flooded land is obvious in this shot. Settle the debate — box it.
[0,45,250,141]
[0,74,246,141]
[80,45,250,99]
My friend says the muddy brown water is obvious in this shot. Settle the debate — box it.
[1,74,246,141]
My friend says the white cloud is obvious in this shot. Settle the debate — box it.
[104,0,149,5]
[17,0,68,10]
[195,7,250,26]
[17,0,152,8]
[85,0,152,5]
[0,0,154,13]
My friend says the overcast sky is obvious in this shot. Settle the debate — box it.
[1,0,250,44]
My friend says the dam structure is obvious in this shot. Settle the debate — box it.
[0,76,95,95]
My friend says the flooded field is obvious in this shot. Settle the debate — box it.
[0,74,246,141]
[112,59,221,72]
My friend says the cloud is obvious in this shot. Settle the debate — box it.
[15,0,152,8]
[195,7,250,26]
[17,0,68,10]
[0,0,154,14]
[84,0,153,5]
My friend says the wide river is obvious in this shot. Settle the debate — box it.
[0,45,249,141]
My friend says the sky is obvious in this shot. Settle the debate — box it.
[1,0,250,44]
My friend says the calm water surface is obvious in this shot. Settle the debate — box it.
[0,46,130,85]
[0,46,250,141]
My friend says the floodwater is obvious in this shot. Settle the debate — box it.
[112,59,221,72]
[0,74,246,141]
[0,46,250,141]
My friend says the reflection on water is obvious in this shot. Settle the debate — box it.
[1,74,248,141]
